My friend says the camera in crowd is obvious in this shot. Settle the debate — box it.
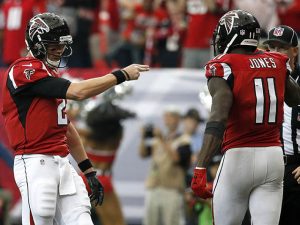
[144,123,154,138]
[143,123,155,156]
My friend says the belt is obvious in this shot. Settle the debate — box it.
[284,155,300,165]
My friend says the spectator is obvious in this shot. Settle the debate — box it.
[97,0,121,59]
[105,0,156,67]
[106,0,177,67]
[185,154,221,225]
[150,0,185,67]
[0,112,8,150]
[182,108,204,164]
[0,189,11,225]
[139,106,192,225]
[0,1,5,67]
[182,0,228,68]
[0,143,17,225]
[181,108,205,225]
[233,0,282,36]
[61,0,100,68]
[1,0,46,66]
[278,0,300,35]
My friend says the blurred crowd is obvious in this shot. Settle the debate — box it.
[1,0,300,225]
[0,0,299,69]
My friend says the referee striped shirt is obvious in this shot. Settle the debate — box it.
[282,70,300,156]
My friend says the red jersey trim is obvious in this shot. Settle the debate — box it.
[86,147,116,163]
[222,142,282,153]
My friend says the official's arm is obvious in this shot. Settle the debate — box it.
[285,75,300,107]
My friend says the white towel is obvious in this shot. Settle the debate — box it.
[56,156,76,195]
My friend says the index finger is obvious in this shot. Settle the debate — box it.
[294,170,300,179]
[292,167,300,174]
[136,64,150,69]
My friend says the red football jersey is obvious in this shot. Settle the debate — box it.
[184,0,230,48]
[1,57,69,156]
[205,51,290,151]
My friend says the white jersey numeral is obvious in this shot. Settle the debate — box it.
[7,7,22,30]
[57,99,68,125]
[254,78,277,124]
[187,0,208,14]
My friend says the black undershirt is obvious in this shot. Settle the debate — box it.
[11,77,71,99]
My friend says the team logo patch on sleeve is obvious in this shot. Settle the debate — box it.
[205,62,232,80]
[24,69,35,80]
[209,64,217,76]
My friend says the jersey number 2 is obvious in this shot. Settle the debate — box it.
[254,78,277,124]
[57,100,68,125]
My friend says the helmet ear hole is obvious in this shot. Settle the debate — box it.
[31,42,46,60]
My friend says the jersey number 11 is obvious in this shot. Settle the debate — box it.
[254,77,277,124]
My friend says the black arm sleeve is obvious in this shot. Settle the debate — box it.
[19,77,71,99]
[177,144,192,169]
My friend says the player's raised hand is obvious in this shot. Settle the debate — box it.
[85,171,104,206]
[191,167,213,199]
[122,64,150,80]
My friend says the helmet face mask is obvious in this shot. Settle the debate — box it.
[25,13,73,68]
[44,43,73,68]
[212,10,261,56]
[213,27,226,56]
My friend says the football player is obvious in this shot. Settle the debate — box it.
[191,10,300,225]
[1,12,149,225]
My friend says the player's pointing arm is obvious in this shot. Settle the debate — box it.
[66,64,149,100]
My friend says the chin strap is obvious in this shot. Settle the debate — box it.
[46,57,60,68]
[44,45,72,68]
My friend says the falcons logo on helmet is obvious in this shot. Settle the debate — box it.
[29,17,50,41]
[219,12,239,34]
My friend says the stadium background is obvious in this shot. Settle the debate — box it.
[0,0,299,224]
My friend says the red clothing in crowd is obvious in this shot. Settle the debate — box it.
[278,0,300,33]
[2,0,45,65]
[122,4,156,41]
[184,0,230,48]
[122,4,170,39]
[0,155,20,206]
[107,0,120,32]
[0,69,9,148]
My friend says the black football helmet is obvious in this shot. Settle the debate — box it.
[25,13,73,67]
[212,10,261,55]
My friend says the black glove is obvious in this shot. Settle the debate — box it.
[85,171,104,206]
